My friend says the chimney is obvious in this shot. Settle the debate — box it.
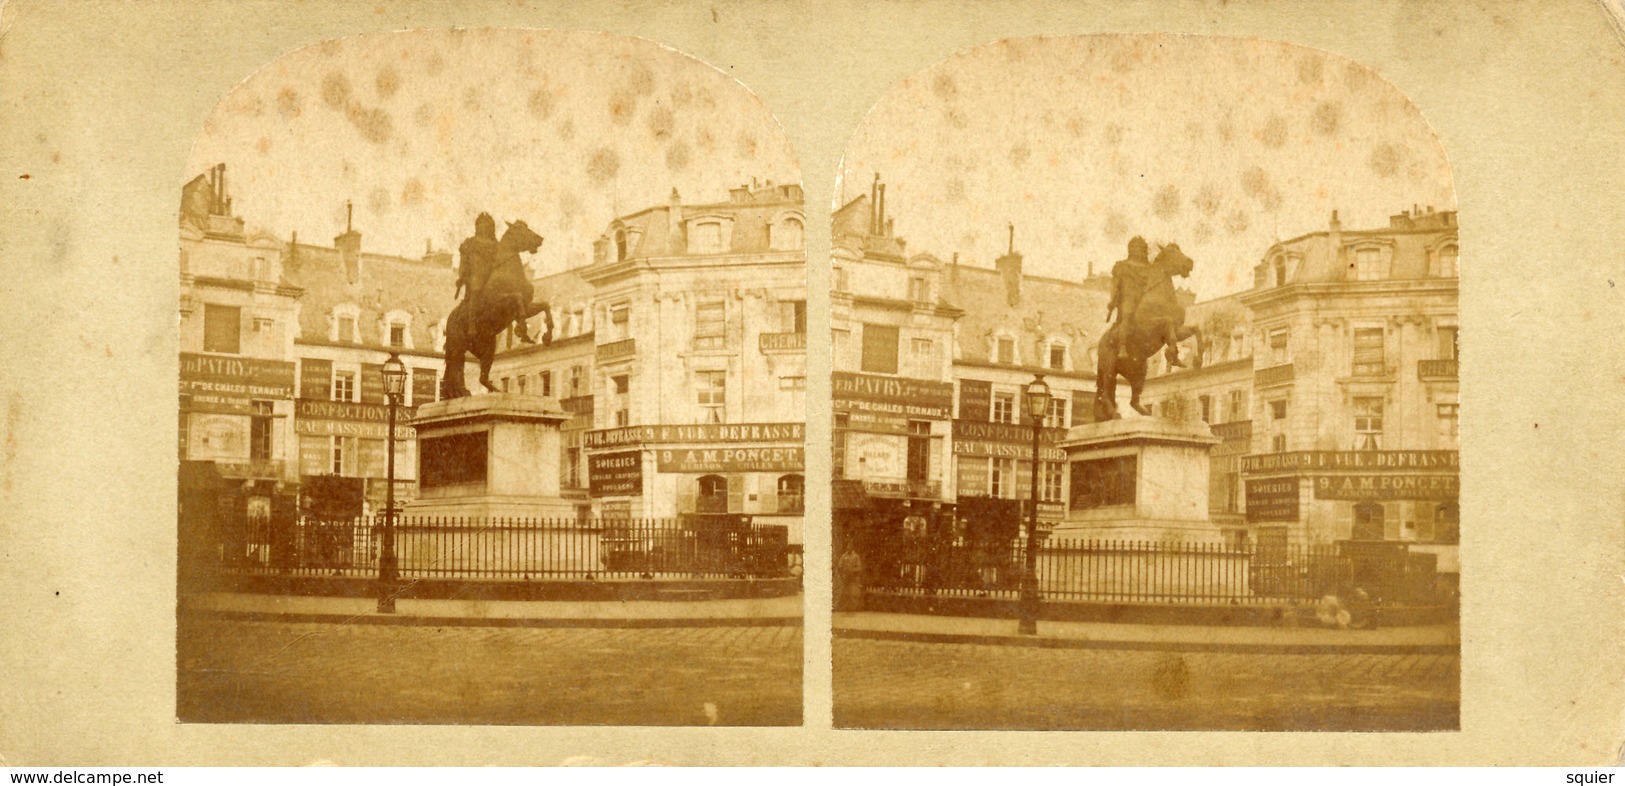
[663,187,682,241]
[951,252,959,287]
[422,238,452,268]
[1329,209,1342,261]
[995,224,1023,307]
[877,183,887,236]
[870,173,880,234]
[335,200,362,283]
[593,235,610,266]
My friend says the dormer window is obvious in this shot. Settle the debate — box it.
[1438,244,1458,277]
[770,216,804,251]
[331,303,361,343]
[685,214,734,255]
[615,230,628,261]
[1046,340,1068,371]
[1273,256,1288,287]
[909,276,930,303]
[382,309,413,349]
[691,221,724,254]
[995,335,1017,365]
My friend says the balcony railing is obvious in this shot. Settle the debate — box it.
[596,338,636,361]
[1418,358,1459,380]
[1255,363,1295,387]
[759,331,807,352]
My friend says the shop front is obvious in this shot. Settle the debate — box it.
[584,422,806,542]
[293,398,418,512]
[831,372,953,559]
[1241,450,1460,549]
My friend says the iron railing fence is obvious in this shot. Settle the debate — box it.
[212,515,798,581]
[864,537,1419,605]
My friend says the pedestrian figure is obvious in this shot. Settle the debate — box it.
[838,544,865,611]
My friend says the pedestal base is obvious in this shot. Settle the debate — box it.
[1059,417,1222,542]
[405,393,574,520]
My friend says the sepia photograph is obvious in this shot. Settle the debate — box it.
[174,27,806,726]
[7,0,1625,768]
[830,34,1460,731]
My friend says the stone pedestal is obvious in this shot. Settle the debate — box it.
[404,393,576,519]
[1054,417,1222,541]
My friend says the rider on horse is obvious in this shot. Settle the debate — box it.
[1108,235,1185,369]
[455,213,542,344]
[457,212,501,304]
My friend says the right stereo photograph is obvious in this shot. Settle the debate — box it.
[829,34,1461,732]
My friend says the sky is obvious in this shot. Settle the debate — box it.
[188,28,801,272]
[839,35,1457,299]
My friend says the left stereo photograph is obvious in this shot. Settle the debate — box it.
[175,28,806,726]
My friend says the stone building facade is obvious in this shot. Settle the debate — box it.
[491,183,808,543]
[1143,208,1460,569]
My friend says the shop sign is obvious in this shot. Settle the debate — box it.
[956,459,990,497]
[358,439,387,479]
[179,353,295,414]
[295,418,414,440]
[759,332,806,351]
[297,399,415,423]
[849,434,904,477]
[187,414,249,461]
[953,420,1068,444]
[861,478,941,499]
[952,419,1067,461]
[589,450,644,497]
[655,446,804,473]
[585,422,803,449]
[1313,474,1459,501]
[844,409,910,434]
[833,372,953,420]
[958,379,991,421]
[298,437,329,476]
[215,459,285,480]
[1241,450,1458,474]
[1246,477,1300,522]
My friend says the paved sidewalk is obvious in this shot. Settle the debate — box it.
[182,591,803,627]
[835,611,1458,654]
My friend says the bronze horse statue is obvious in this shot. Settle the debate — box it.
[440,220,554,399]
[1093,242,1204,421]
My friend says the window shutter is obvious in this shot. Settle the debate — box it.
[203,304,241,354]
[727,474,745,514]
[860,324,899,374]
[300,358,333,400]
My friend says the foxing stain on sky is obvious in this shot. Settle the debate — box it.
[840,35,1456,299]
[189,29,801,272]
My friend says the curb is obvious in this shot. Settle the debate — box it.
[834,626,1459,655]
[186,608,803,629]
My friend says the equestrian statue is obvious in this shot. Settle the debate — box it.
[1093,236,1204,421]
[440,212,554,399]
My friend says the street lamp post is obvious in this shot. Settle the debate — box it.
[1019,373,1051,635]
[378,353,408,614]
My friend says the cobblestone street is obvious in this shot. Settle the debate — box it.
[178,615,802,726]
[834,636,1458,731]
